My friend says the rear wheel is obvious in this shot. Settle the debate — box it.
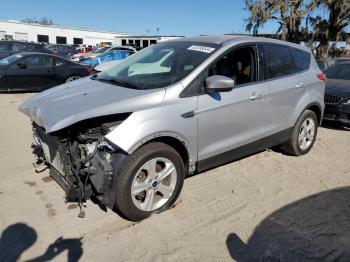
[114,142,185,221]
[66,76,81,82]
[282,110,318,156]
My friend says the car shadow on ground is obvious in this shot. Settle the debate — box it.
[321,121,350,132]
[226,186,350,262]
[0,223,83,262]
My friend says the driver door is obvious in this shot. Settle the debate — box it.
[5,55,54,91]
[197,44,267,170]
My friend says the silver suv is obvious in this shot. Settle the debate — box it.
[20,36,325,221]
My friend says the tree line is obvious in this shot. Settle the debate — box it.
[245,0,350,58]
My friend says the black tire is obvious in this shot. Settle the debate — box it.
[282,110,318,156]
[114,142,185,221]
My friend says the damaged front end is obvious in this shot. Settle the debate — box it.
[31,114,130,216]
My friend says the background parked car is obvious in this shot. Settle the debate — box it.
[80,49,133,68]
[0,40,51,60]
[0,52,92,92]
[71,46,111,62]
[323,62,350,126]
[334,57,350,64]
[72,46,136,62]
[94,60,122,72]
[316,59,327,72]
[46,44,76,59]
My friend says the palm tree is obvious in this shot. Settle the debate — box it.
[310,0,350,57]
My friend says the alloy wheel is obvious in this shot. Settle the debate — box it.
[131,157,177,212]
[298,117,315,151]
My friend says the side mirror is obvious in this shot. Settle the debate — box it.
[205,75,235,93]
[17,63,27,69]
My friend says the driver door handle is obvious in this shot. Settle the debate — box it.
[249,92,262,101]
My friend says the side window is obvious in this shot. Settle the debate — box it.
[18,55,53,68]
[181,45,258,98]
[13,42,30,52]
[291,49,311,72]
[208,46,257,85]
[264,45,296,79]
[27,44,37,51]
[0,43,12,51]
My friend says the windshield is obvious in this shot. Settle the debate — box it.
[98,41,219,89]
[93,46,111,53]
[0,53,24,66]
[326,63,350,80]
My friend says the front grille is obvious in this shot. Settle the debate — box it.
[324,95,342,105]
[35,126,66,176]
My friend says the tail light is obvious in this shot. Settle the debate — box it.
[317,73,327,81]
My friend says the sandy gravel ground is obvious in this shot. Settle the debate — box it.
[0,93,350,262]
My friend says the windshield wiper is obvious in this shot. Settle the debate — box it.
[98,77,139,89]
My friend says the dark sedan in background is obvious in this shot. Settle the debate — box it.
[323,62,350,127]
[46,44,77,59]
[0,52,92,92]
[0,40,52,60]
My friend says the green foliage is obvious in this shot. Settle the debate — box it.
[21,17,54,26]
[245,0,350,57]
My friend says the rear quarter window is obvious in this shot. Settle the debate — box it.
[264,44,296,79]
[55,58,68,67]
[291,49,311,72]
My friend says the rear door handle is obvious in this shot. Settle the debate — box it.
[249,92,262,101]
[296,82,305,89]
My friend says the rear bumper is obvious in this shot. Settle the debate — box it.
[323,103,350,125]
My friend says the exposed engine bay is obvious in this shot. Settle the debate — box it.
[31,114,131,217]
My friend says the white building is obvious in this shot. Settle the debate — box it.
[0,20,183,48]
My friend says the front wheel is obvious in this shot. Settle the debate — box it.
[114,142,185,221]
[282,110,318,156]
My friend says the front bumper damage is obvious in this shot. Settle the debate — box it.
[32,123,127,215]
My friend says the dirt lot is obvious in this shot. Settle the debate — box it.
[0,93,350,262]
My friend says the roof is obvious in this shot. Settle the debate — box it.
[0,20,183,38]
[0,19,129,36]
[0,40,44,45]
[11,52,50,56]
[167,35,311,52]
[170,35,250,44]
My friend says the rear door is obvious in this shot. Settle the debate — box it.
[261,44,308,135]
[50,57,69,87]
[5,55,54,91]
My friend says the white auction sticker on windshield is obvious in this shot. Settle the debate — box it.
[187,45,215,53]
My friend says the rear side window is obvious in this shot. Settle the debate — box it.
[291,49,310,72]
[0,42,12,51]
[264,44,296,79]
[14,42,30,52]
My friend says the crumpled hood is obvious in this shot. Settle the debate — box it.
[19,77,165,133]
[325,79,350,97]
